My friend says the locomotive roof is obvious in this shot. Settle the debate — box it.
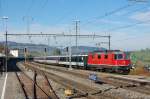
[34,54,88,59]
[93,50,121,52]
[90,50,123,54]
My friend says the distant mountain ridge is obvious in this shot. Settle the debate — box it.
[0,41,106,56]
[65,46,106,54]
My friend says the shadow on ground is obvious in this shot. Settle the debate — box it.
[7,58,24,72]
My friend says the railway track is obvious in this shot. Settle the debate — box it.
[29,62,150,95]
[15,68,59,99]
[21,62,123,99]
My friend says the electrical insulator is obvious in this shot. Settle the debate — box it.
[24,48,27,53]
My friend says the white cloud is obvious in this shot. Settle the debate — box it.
[111,32,150,51]
[90,19,123,25]
[130,10,150,21]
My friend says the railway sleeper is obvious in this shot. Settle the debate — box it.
[67,93,88,99]
[25,64,108,98]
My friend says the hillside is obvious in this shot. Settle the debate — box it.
[0,44,4,53]
[0,41,106,56]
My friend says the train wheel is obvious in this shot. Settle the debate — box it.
[123,70,130,75]
[106,69,113,73]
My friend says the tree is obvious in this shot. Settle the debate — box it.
[52,48,61,55]
[0,45,4,53]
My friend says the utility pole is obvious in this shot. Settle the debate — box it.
[74,20,80,51]
[44,47,47,70]
[23,16,33,34]
[2,16,8,73]
[24,48,27,63]
[108,35,111,50]
[68,28,72,70]
[23,16,33,62]
[74,20,80,66]
[23,16,33,43]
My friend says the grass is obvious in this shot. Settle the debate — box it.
[129,61,150,76]
[130,48,150,65]
[129,49,150,76]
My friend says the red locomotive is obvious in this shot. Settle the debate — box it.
[87,50,131,73]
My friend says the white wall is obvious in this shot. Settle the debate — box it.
[10,50,18,57]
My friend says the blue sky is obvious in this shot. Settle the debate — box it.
[0,0,150,50]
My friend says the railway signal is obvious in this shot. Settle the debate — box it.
[66,47,69,52]
[1,16,8,73]
[44,48,47,70]
[44,48,47,53]
[24,48,27,63]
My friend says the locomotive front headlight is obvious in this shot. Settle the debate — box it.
[124,61,126,65]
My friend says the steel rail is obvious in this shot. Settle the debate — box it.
[24,62,119,99]
[15,72,28,99]
[31,62,150,95]
[42,71,59,99]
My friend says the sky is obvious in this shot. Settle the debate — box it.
[0,0,150,50]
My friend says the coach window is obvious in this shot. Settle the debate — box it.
[79,57,82,62]
[104,54,108,59]
[81,57,83,61]
[98,55,101,59]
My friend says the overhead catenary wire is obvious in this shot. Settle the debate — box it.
[121,5,148,16]
[80,1,149,31]
[25,0,35,16]
[81,4,133,25]
[5,33,110,38]
[128,0,149,3]
[92,2,150,43]
[105,19,150,32]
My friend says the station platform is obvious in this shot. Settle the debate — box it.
[0,73,5,99]
[0,72,24,99]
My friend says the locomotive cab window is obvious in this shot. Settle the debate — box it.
[98,55,101,59]
[104,54,108,59]
[114,54,117,59]
[118,54,123,59]
[115,54,123,60]
[92,55,94,59]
